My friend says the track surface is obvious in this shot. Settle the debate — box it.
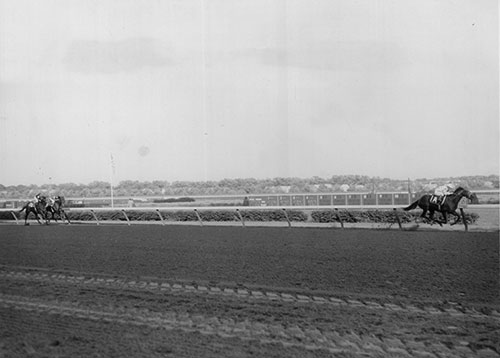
[0,225,499,357]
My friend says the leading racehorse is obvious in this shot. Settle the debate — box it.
[18,196,48,225]
[46,196,71,224]
[403,187,477,225]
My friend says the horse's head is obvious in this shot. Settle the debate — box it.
[453,187,476,201]
[452,186,466,195]
[469,193,479,204]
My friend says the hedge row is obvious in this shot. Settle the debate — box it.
[1,209,478,224]
[152,197,195,203]
[59,209,309,223]
[0,211,15,220]
[311,210,478,224]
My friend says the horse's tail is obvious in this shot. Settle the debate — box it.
[402,200,419,211]
[17,203,28,213]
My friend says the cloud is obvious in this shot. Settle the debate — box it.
[256,41,410,72]
[64,38,174,74]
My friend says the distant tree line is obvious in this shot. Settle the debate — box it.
[0,175,498,199]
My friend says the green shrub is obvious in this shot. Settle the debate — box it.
[60,209,308,223]
[0,211,15,220]
[152,197,195,203]
[311,210,479,224]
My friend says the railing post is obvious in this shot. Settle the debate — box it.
[90,210,100,225]
[460,208,468,232]
[194,209,203,226]
[121,210,131,226]
[156,209,165,225]
[282,208,291,228]
[393,208,403,230]
[10,211,19,225]
[236,209,245,227]
[335,208,344,229]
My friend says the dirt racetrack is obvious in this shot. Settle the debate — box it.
[0,225,499,357]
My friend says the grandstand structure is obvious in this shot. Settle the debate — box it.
[1,190,498,209]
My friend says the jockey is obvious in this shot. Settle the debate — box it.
[434,182,456,197]
[34,193,42,203]
[433,182,456,207]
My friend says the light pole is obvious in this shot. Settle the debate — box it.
[110,153,115,208]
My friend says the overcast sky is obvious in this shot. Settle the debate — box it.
[0,0,498,185]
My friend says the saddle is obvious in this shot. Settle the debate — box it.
[430,195,447,207]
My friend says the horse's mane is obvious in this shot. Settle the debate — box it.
[452,186,465,194]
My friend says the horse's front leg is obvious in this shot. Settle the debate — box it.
[441,212,448,225]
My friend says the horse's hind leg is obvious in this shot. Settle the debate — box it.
[27,209,42,225]
[428,210,442,226]
[421,209,434,224]
[420,209,428,222]
[450,211,461,225]
[62,210,71,224]
[51,210,57,223]
[33,209,44,225]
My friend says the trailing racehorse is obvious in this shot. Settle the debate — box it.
[403,187,477,225]
[46,196,71,224]
[17,196,48,225]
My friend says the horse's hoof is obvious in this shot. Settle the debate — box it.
[24,223,30,226]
